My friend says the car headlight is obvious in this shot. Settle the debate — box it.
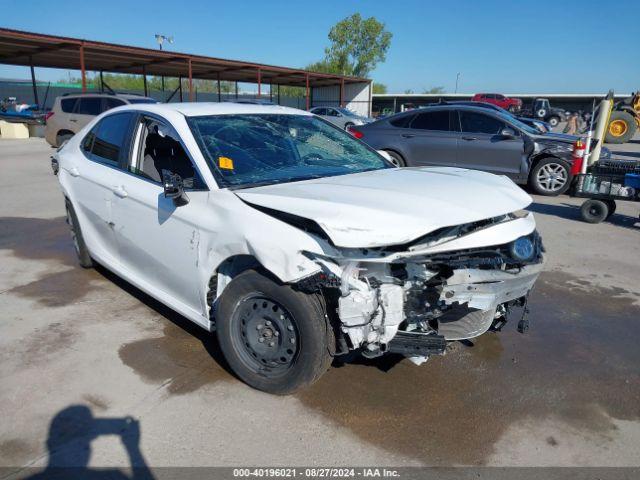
[510,236,535,261]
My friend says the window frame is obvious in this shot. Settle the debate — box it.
[458,109,508,136]
[408,109,453,132]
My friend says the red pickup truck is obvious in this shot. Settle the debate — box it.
[472,93,522,112]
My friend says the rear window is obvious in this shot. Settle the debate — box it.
[83,113,133,165]
[126,98,158,104]
[389,114,415,128]
[60,98,77,113]
[410,110,451,131]
[77,98,102,116]
[104,98,126,110]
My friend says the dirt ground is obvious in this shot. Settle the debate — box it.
[1,137,640,475]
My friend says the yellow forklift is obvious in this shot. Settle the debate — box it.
[605,92,640,144]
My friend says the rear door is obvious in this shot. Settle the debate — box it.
[399,109,458,167]
[71,97,103,131]
[456,109,524,176]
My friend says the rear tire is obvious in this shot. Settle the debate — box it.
[216,270,333,394]
[384,150,406,167]
[547,116,560,127]
[605,111,636,144]
[65,200,94,268]
[580,199,609,224]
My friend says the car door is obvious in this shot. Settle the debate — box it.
[325,107,346,129]
[110,114,210,315]
[456,109,525,176]
[71,97,103,131]
[398,109,459,167]
[67,112,136,264]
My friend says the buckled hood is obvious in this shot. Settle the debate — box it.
[236,167,532,248]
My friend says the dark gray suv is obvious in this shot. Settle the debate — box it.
[352,105,599,196]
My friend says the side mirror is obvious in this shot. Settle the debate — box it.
[500,127,517,138]
[162,170,189,206]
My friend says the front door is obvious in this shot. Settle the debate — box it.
[456,110,525,176]
[110,115,210,316]
[400,109,458,167]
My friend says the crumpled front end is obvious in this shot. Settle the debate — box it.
[298,212,544,363]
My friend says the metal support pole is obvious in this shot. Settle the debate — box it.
[305,73,310,110]
[79,44,86,93]
[235,81,238,99]
[217,74,221,102]
[339,78,344,108]
[142,66,148,97]
[179,76,183,102]
[277,84,280,105]
[99,71,104,92]
[29,58,39,107]
[257,67,261,98]
[188,59,193,101]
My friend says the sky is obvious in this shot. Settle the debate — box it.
[1,0,639,94]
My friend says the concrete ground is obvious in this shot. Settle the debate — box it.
[1,137,640,475]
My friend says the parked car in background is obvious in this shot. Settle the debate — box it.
[45,92,157,147]
[472,93,522,112]
[444,101,551,133]
[521,98,568,128]
[309,106,372,130]
[350,104,608,196]
[53,102,543,393]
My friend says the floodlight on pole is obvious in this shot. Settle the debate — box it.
[155,34,174,51]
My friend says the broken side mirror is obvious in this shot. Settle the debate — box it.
[162,170,189,206]
[500,127,517,138]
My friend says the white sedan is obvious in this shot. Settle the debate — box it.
[54,102,544,394]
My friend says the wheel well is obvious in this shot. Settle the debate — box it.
[57,129,74,138]
[383,148,405,161]
[211,255,264,299]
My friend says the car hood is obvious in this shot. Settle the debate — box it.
[235,167,532,248]
[534,132,579,144]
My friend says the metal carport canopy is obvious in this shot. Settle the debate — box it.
[0,28,370,105]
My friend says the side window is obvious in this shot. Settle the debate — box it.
[103,98,126,112]
[60,98,78,113]
[460,111,504,135]
[130,117,206,189]
[409,110,451,131]
[313,108,327,116]
[77,98,102,116]
[87,113,134,165]
[326,108,339,117]
[389,114,415,128]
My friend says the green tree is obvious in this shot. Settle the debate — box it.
[323,13,392,78]
[404,89,414,94]
[372,82,387,94]
[423,86,445,94]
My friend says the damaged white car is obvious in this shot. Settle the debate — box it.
[53,103,544,394]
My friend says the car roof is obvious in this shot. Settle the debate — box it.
[60,92,155,101]
[109,102,310,117]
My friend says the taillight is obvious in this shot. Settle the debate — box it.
[347,126,363,139]
[44,111,54,121]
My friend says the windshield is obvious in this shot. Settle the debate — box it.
[335,107,359,117]
[494,110,539,135]
[188,114,390,188]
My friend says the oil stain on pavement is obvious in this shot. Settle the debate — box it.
[297,271,640,465]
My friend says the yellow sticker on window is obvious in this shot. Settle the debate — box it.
[218,156,234,170]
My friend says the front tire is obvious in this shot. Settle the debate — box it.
[65,200,94,268]
[529,158,571,196]
[216,270,333,394]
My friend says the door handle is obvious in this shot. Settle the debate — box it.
[461,136,478,141]
[401,133,416,138]
[69,119,78,123]
[68,167,80,177]
[112,186,128,198]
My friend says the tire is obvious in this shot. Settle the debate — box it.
[216,269,333,394]
[56,132,74,147]
[547,116,560,127]
[605,111,636,144]
[344,122,354,131]
[384,150,406,167]
[604,199,617,219]
[65,199,94,268]
[580,199,609,224]
[529,158,571,196]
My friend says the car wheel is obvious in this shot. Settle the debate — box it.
[605,111,636,144]
[529,158,571,196]
[65,199,94,268]
[547,116,560,127]
[216,269,333,394]
[384,150,406,167]
[604,199,617,219]
[344,122,354,130]
[56,132,74,147]
[580,199,609,224]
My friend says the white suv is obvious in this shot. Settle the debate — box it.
[53,102,544,393]
[45,93,156,147]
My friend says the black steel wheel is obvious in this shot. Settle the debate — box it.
[216,269,333,394]
[580,199,609,224]
[65,199,94,268]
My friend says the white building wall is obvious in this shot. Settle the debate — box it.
[311,81,371,117]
